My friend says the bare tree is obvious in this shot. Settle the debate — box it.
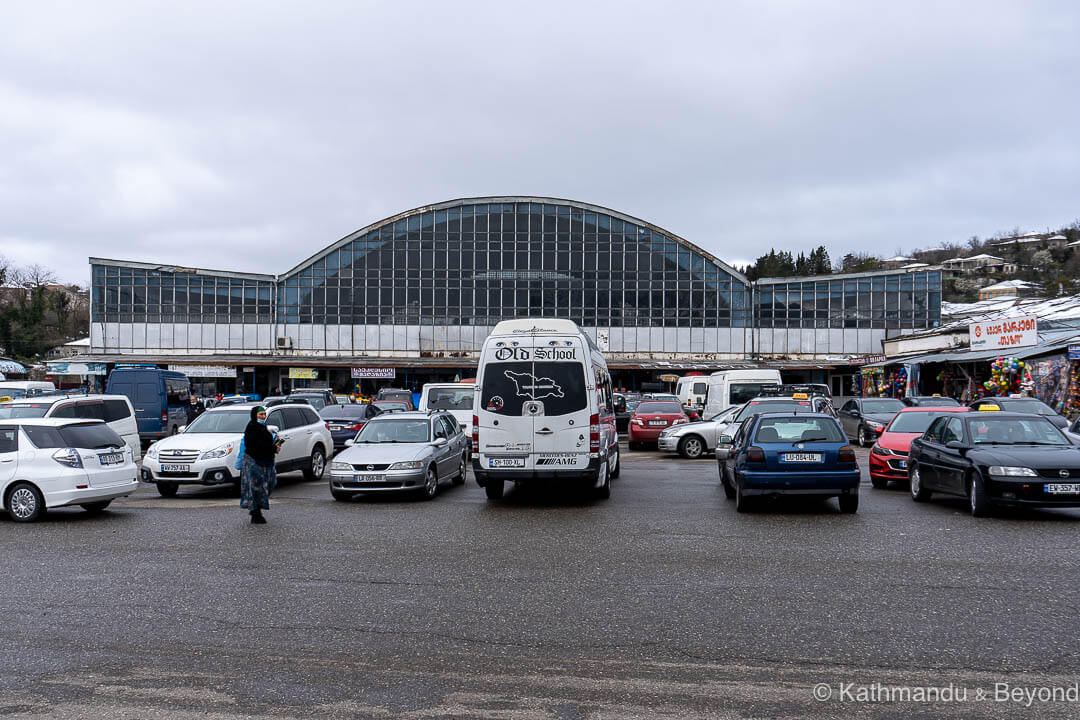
[18,263,58,288]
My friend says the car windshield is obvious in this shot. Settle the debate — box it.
[427,388,474,410]
[729,383,776,405]
[968,417,1068,445]
[887,411,955,433]
[0,403,51,419]
[320,404,367,418]
[913,397,959,406]
[290,395,326,410]
[754,417,845,443]
[648,395,679,403]
[625,400,642,412]
[994,398,1056,416]
[185,411,251,433]
[735,400,810,421]
[636,402,682,414]
[24,423,125,450]
[862,399,905,414]
[354,419,430,444]
[373,402,408,412]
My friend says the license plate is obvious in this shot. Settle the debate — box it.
[99,452,124,465]
[780,453,822,463]
[1045,483,1080,495]
[330,424,344,431]
[354,474,383,483]
[490,457,525,468]
[161,464,189,472]
[648,420,668,426]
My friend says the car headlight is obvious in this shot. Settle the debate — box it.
[331,462,353,472]
[389,460,424,470]
[866,420,884,429]
[199,442,235,460]
[988,466,1038,477]
[146,444,159,459]
[871,444,893,456]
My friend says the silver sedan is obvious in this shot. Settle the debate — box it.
[657,405,742,459]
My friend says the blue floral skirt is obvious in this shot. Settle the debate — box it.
[240,455,277,511]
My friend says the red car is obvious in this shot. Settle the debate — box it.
[869,406,970,488]
[628,401,689,450]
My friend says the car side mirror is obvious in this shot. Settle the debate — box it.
[178,425,187,433]
[344,438,355,447]
[267,424,279,434]
[719,434,732,445]
[945,440,969,452]
[434,436,448,445]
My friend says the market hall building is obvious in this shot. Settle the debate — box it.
[83,197,942,396]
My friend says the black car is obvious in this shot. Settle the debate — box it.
[902,395,960,407]
[837,397,906,447]
[908,411,1080,517]
[320,403,386,453]
[967,396,1068,429]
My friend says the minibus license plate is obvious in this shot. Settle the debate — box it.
[162,464,189,472]
[781,453,822,463]
[99,452,125,465]
[490,458,525,468]
[1045,483,1080,495]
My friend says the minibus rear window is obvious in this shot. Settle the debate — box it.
[481,361,587,416]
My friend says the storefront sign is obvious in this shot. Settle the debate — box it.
[351,367,395,379]
[169,364,237,378]
[1069,345,1080,361]
[45,361,108,376]
[969,315,1037,351]
[288,368,319,380]
[242,366,255,372]
[848,355,887,366]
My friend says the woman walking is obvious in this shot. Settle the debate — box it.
[238,405,278,524]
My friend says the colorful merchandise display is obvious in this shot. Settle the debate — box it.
[980,356,1032,397]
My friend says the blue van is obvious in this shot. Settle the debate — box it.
[105,366,191,444]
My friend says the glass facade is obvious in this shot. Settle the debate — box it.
[274,201,749,328]
[754,271,941,329]
[91,264,274,324]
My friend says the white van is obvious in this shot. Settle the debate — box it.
[0,394,142,462]
[0,381,56,399]
[675,375,709,410]
[473,319,619,501]
[418,382,475,434]
[703,369,783,418]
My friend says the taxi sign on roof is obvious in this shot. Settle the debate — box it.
[792,392,809,399]
[976,404,1000,412]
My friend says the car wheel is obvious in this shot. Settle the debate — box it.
[484,479,504,500]
[909,466,931,502]
[858,426,872,447]
[421,467,439,500]
[610,447,620,479]
[838,493,859,513]
[80,500,112,514]
[870,475,889,489]
[156,481,179,498]
[594,457,611,499]
[6,482,45,523]
[720,469,736,499]
[331,489,350,502]
[969,474,992,518]
[303,446,326,481]
[452,455,467,485]
[678,435,705,459]
[735,481,754,513]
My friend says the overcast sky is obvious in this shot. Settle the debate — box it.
[2,1,1078,284]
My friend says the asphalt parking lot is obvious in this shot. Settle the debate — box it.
[3,444,1080,718]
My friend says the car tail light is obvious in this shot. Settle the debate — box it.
[746,446,765,463]
[349,422,365,432]
[590,413,600,452]
[673,417,688,426]
[52,448,83,468]
[325,422,331,431]
[630,417,644,426]
[472,414,479,453]
[838,445,856,463]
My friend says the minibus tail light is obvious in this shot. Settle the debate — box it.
[161,410,168,426]
[472,414,479,453]
[589,414,600,452]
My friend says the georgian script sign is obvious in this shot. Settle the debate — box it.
[969,315,1037,351]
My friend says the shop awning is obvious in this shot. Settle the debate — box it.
[45,361,108,376]
[0,359,27,374]
[894,332,1080,367]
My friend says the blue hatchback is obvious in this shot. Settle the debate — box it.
[718,412,860,513]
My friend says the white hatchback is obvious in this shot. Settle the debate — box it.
[0,418,140,523]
